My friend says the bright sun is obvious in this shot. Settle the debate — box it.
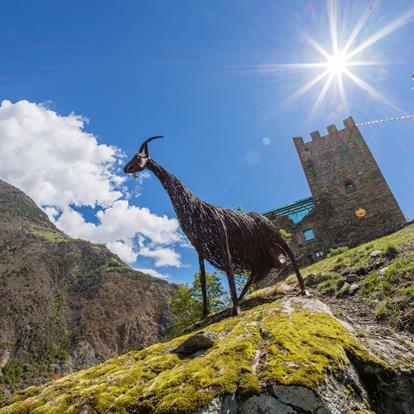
[253,0,414,119]
[326,53,348,74]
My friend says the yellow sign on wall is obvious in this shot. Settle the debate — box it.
[355,208,366,218]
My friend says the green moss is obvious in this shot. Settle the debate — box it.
[0,299,385,414]
[29,227,69,243]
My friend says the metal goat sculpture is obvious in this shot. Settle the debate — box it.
[124,136,306,317]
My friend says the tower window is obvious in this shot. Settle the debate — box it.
[345,179,357,193]
[303,228,315,241]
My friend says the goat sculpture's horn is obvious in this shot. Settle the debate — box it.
[139,135,164,156]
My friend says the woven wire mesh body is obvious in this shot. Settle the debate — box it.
[148,159,289,283]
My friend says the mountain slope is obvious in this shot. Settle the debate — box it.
[0,180,176,398]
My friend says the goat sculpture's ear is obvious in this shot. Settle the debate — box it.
[138,136,164,157]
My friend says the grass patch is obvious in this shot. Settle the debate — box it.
[29,226,69,243]
[327,246,349,258]
[401,285,414,296]
[254,226,414,329]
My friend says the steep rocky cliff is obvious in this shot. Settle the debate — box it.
[0,180,176,398]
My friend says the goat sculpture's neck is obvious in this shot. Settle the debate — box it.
[146,159,198,228]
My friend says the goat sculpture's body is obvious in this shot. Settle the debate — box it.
[124,137,306,317]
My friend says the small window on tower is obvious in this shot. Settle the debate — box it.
[345,179,357,193]
[303,228,315,241]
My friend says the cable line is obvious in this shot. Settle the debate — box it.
[356,114,414,126]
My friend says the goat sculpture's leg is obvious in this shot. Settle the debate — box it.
[198,254,209,319]
[278,245,306,295]
[238,270,258,302]
[238,267,270,302]
[222,236,241,316]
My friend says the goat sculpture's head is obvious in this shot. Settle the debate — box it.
[123,136,163,175]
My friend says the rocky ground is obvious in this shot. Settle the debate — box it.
[265,225,414,341]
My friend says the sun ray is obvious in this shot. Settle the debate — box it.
[346,60,394,67]
[303,34,332,60]
[343,68,400,111]
[346,6,414,59]
[327,0,339,55]
[310,72,334,120]
[284,69,331,107]
[241,62,328,73]
[342,1,377,55]
[337,72,347,112]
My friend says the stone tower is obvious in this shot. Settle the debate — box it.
[292,116,406,248]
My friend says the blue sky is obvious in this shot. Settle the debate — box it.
[0,0,413,284]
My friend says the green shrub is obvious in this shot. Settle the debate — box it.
[374,299,388,319]
[401,285,414,296]
[383,244,398,259]
[361,272,380,295]
[0,360,34,386]
[318,279,337,296]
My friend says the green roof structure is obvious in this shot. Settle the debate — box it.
[263,196,314,224]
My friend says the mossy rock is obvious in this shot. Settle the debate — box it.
[1,297,413,413]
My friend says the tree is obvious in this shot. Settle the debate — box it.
[168,272,228,337]
[279,228,292,244]
[191,272,228,311]
[169,285,200,336]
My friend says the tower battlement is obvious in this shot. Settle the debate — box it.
[294,116,360,147]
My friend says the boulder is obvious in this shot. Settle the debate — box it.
[345,274,359,283]
[1,297,413,414]
[370,250,382,258]
[173,331,217,355]
[349,283,360,295]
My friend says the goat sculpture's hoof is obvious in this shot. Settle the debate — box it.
[232,305,241,316]
[298,289,311,297]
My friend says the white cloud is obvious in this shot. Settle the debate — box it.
[0,99,184,271]
[106,241,137,263]
[0,100,122,209]
[139,246,182,267]
[54,200,180,246]
[136,268,169,280]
